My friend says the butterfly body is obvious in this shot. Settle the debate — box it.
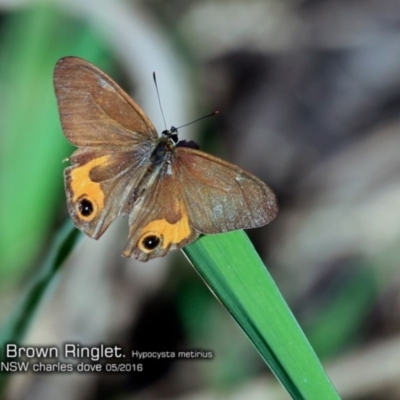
[54,57,278,261]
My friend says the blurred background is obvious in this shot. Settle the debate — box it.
[1,0,400,399]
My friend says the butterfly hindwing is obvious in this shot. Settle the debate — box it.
[122,169,199,261]
[64,145,155,239]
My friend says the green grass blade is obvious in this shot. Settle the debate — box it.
[183,230,340,399]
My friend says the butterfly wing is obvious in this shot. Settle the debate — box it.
[63,145,156,239]
[54,56,158,147]
[54,57,158,238]
[122,167,200,261]
[175,147,278,233]
[123,147,277,261]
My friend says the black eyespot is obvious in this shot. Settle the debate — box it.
[142,235,160,250]
[78,198,94,217]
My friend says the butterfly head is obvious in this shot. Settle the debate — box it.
[161,126,179,144]
[161,126,200,150]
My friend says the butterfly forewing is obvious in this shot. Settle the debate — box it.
[174,148,278,234]
[54,57,158,148]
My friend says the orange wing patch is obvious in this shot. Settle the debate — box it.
[137,213,191,254]
[69,155,110,221]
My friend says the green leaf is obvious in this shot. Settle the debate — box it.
[183,230,340,399]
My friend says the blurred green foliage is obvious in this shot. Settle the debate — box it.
[0,5,113,285]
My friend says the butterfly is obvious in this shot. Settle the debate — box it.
[53,57,278,261]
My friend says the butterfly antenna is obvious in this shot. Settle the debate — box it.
[176,111,219,130]
[153,72,168,131]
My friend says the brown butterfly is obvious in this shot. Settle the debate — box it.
[54,57,278,262]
